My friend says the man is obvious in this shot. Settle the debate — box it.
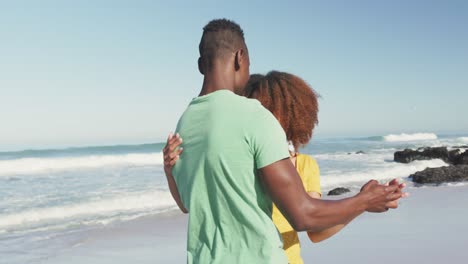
[165,19,405,264]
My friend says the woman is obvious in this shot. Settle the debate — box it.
[163,71,346,264]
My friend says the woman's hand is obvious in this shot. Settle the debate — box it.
[163,132,184,175]
[162,132,188,213]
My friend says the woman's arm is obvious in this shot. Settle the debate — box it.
[299,156,346,241]
[306,192,347,243]
[165,170,188,214]
[163,133,188,214]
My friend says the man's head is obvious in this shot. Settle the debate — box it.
[198,19,250,93]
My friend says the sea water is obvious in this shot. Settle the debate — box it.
[0,133,467,263]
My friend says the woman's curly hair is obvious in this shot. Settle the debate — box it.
[244,71,320,150]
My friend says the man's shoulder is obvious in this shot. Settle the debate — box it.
[178,91,276,131]
[221,94,276,124]
[228,93,266,111]
[187,91,266,112]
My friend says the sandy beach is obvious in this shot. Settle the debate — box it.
[3,135,467,264]
[2,2,467,263]
[38,184,468,264]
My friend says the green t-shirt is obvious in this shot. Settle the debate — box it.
[172,90,290,264]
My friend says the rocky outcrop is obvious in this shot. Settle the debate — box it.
[394,147,468,165]
[450,149,468,165]
[410,165,468,184]
[347,151,366,155]
[394,146,468,184]
[327,187,350,196]
[394,147,449,163]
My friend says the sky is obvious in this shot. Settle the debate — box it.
[1,0,467,151]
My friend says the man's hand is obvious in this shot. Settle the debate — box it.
[163,132,183,175]
[359,179,404,213]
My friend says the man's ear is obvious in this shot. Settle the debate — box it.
[234,49,245,72]
[198,57,205,75]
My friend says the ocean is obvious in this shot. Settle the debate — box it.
[1,133,467,263]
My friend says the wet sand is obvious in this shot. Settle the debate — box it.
[42,185,468,264]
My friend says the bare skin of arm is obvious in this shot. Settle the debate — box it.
[306,179,407,242]
[259,159,404,232]
[164,135,406,229]
[286,155,345,242]
[287,155,344,242]
[306,191,347,243]
[163,133,188,214]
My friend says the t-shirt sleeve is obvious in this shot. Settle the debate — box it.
[248,105,290,169]
[303,155,321,195]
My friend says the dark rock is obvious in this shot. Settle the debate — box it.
[452,145,468,149]
[460,152,468,165]
[394,147,449,164]
[451,150,468,165]
[410,165,468,184]
[327,187,351,196]
[347,151,365,155]
[448,149,460,162]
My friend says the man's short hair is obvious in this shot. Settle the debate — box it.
[199,19,246,70]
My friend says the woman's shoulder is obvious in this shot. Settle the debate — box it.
[296,153,318,167]
[296,153,319,175]
[296,153,321,194]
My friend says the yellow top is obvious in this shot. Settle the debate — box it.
[272,154,321,264]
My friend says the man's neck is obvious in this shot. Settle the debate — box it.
[198,66,236,97]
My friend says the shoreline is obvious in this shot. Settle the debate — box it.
[37,184,468,264]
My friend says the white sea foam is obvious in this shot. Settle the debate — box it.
[0,152,163,176]
[303,150,448,189]
[458,137,468,143]
[0,190,176,231]
[446,182,467,187]
[383,133,438,142]
[320,159,448,188]
[314,152,387,161]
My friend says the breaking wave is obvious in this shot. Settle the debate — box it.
[0,152,163,176]
[0,190,176,232]
[383,133,438,142]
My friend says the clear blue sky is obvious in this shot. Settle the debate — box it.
[1,0,467,150]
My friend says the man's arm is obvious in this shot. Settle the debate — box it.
[259,158,403,232]
[307,179,407,242]
[305,192,346,243]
